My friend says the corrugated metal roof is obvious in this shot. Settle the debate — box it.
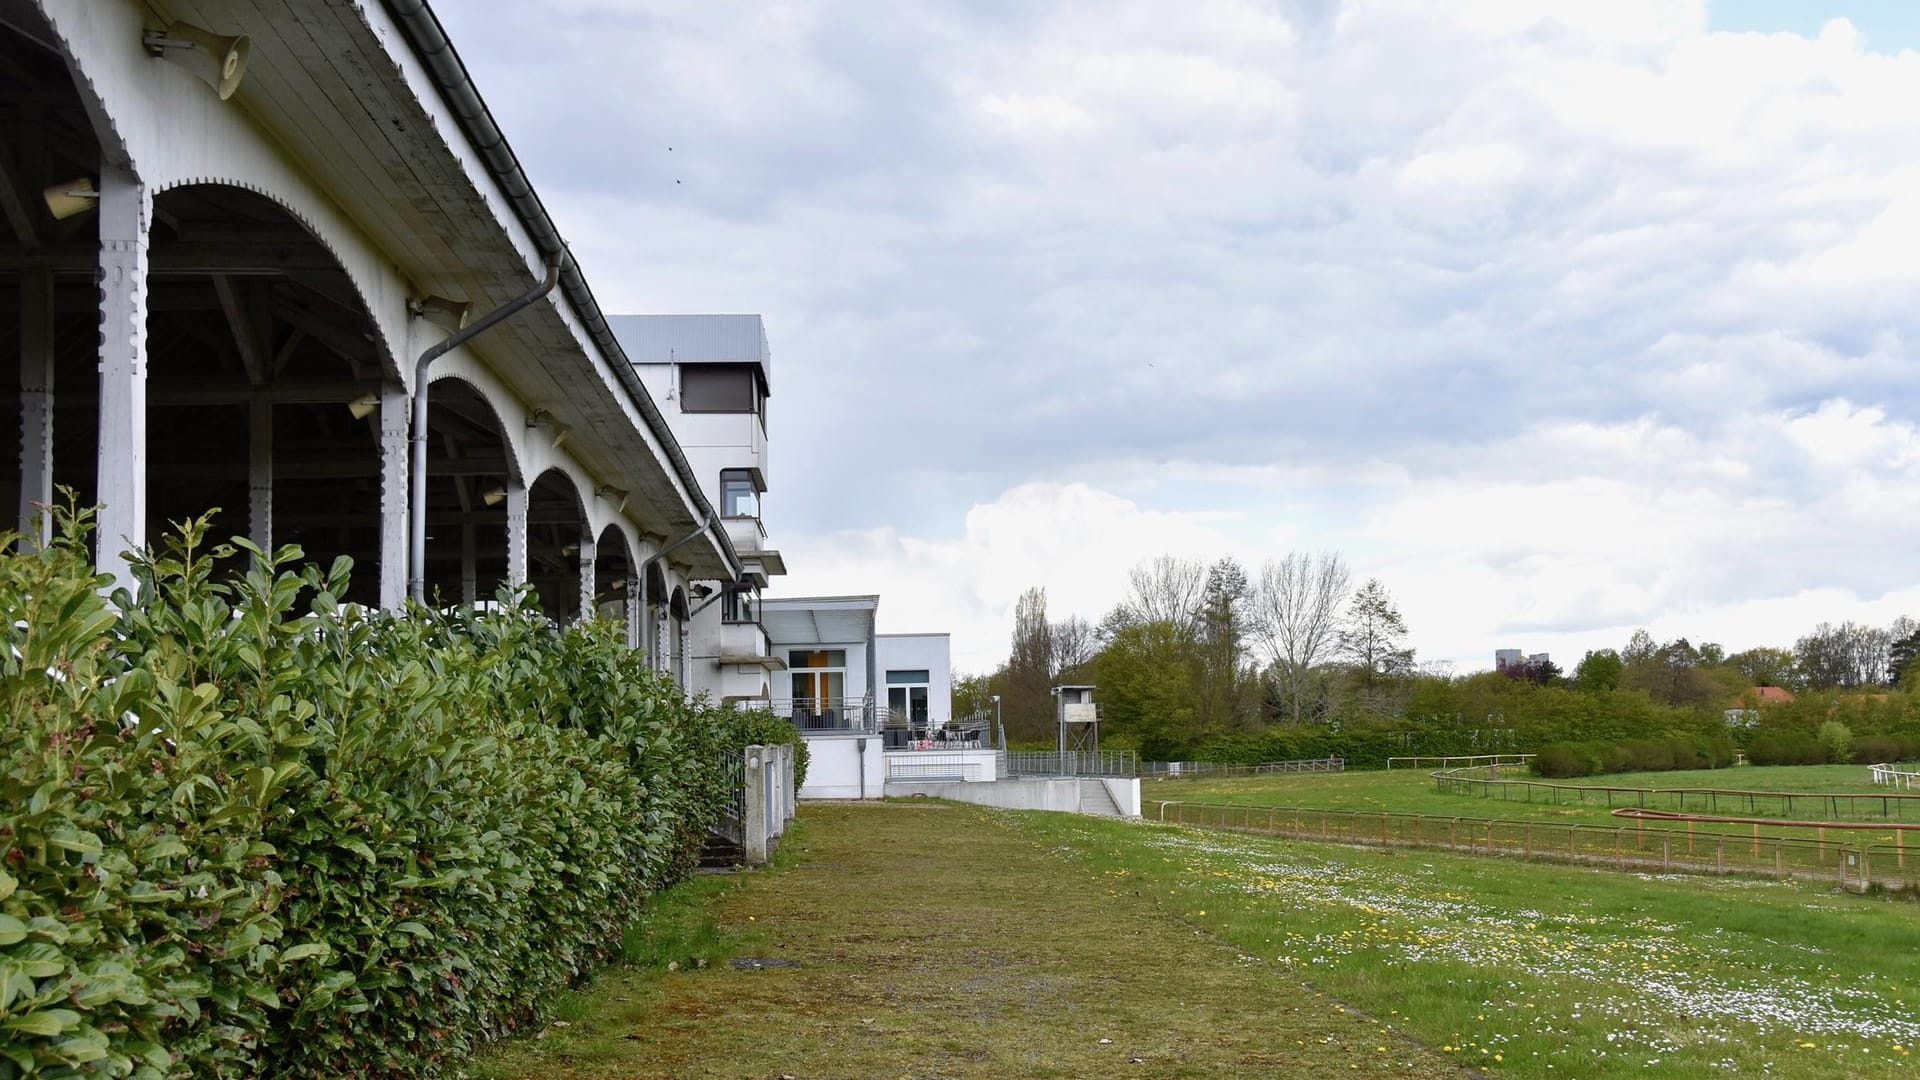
[608,314,771,390]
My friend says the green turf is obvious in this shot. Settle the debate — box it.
[1149,764,1920,840]
[1012,809,1920,1079]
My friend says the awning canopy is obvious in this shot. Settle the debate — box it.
[761,596,878,648]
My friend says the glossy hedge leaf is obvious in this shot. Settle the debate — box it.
[0,506,764,1079]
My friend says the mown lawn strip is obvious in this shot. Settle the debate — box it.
[472,801,1468,1079]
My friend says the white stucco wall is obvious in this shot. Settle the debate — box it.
[876,634,952,728]
[631,364,769,498]
[688,608,777,703]
[798,735,885,800]
[883,777,1142,818]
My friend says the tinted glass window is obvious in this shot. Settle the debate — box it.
[681,364,755,412]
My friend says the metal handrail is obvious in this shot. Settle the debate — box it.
[769,696,877,734]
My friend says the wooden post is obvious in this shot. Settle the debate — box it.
[1662,835,1670,871]
[1774,845,1784,879]
[1524,824,1533,857]
[1715,837,1724,875]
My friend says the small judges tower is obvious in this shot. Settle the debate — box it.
[1052,685,1100,774]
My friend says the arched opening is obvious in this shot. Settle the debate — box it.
[0,10,106,547]
[669,585,691,689]
[422,377,515,606]
[643,560,669,667]
[140,182,393,602]
[593,523,633,624]
[527,468,586,620]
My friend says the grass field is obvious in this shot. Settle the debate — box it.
[1149,764,1920,841]
[472,803,1458,1079]
[1015,810,1920,1079]
[475,799,1920,1079]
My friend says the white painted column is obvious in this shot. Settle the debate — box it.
[504,482,528,588]
[248,397,272,556]
[655,606,669,672]
[17,268,53,549]
[94,166,150,589]
[460,525,477,605]
[576,534,595,622]
[377,385,409,608]
[625,591,641,650]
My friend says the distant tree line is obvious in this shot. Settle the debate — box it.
[951,553,1920,766]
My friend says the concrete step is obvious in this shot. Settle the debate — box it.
[1079,779,1121,817]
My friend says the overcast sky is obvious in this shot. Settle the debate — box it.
[437,0,1920,675]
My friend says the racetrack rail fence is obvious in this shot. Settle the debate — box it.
[1432,762,1920,821]
[1152,801,1915,892]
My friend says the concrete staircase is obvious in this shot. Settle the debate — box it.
[1078,779,1123,817]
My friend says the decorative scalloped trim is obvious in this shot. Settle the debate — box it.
[422,371,526,485]
[155,176,398,378]
[29,1,137,172]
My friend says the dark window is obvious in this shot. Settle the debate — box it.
[681,364,756,412]
[723,584,759,624]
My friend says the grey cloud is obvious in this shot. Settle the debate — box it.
[438,0,1920,559]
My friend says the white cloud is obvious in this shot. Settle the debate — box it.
[778,482,1251,672]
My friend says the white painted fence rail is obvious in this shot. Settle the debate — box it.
[1870,763,1920,789]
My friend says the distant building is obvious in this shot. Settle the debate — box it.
[1494,649,1551,670]
[1724,686,1794,727]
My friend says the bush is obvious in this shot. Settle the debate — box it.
[1817,720,1855,765]
[1749,732,1823,766]
[1531,743,1591,778]
[1852,733,1901,765]
[0,510,762,1079]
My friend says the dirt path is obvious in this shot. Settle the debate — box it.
[478,801,1465,1079]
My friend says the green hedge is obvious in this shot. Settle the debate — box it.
[1530,735,1736,778]
[0,511,756,1078]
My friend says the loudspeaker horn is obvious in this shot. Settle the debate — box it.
[143,22,251,101]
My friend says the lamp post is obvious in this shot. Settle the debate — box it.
[991,694,1003,750]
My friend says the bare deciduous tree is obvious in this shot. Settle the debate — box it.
[1253,551,1352,723]
[1010,586,1053,682]
[1050,614,1097,682]
[1123,554,1208,636]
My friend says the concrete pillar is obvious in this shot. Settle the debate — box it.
[460,524,477,605]
[377,385,409,608]
[576,534,595,622]
[625,591,641,650]
[94,166,150,589]
[504,482,527,588]
[17,268,53,549]
[743,745,769,865]
[248,397,272,556]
